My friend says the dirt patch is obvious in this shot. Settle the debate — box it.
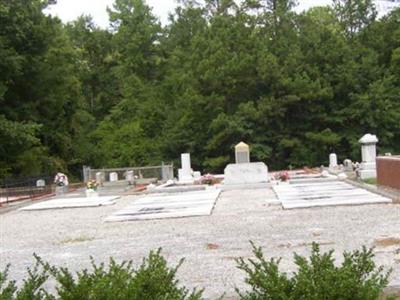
[206,243,220,250]
[381,286,400,300]
[374,237,400,247]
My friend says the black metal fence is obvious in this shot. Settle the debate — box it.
[0,175,54,205]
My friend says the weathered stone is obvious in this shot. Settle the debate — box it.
[109,172,118,182]
[36,179,45,187]
[178,153,194,184]
[235,141,250,164]
[329,153,338,169]
[359,134,378,179]
[224,162,268,185]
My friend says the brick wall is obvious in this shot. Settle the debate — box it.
[376,156,400,189]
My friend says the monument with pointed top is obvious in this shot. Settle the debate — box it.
[358,133,378,179]
[235,141,250,164]
[224,142,269,187]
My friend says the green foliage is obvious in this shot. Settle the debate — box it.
[236,242,394,300]
[0,250,203,300]
[1,0,400,178]
[0,244,396,299]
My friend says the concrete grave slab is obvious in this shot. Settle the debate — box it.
[273,181,392,209]
[19,196,119,211]
[105,189,221,222]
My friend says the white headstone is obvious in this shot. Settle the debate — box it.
[235,142,250,164]
[193,171,201,180]
[36,179,45,187]
[321,170,329,177]
[96,172,104,183]
[224,162,268,185]
[343,159,353,172]
[358,134,378,179]
[109,172,118,182]
[178,153,194,184]
[125,171,134,184]
[329,153,338,169]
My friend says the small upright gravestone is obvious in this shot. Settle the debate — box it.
[125,171,134,185]
[96,172,104,184]
[343,159,353,172]
[358,133,378,179]
[36,179,45,187]
[109,172,118,182]
[235,142,250,164]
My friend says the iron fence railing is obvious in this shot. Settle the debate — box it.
[83,163,174,184]
[0,175,53,205]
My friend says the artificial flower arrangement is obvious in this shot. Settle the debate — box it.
[275,171,290,182]
[86,179,99,191]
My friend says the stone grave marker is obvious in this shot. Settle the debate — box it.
[235,142,250,164]
[178,153,194,184]
[329,153,338,170]
[36,179,45,187]
[358,133,378,179]
[109,172,118,182]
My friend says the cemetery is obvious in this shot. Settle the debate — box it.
[1,134,400,299]
[2,1,400,298]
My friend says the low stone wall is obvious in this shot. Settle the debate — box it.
[376,156,400,190]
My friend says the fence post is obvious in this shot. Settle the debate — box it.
[161,162,166,181]
[82,165,91,182]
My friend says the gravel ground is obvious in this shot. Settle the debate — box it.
[1,187,400,299]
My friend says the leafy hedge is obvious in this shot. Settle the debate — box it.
[237,242,394,300]
[0,244,395,300]
[0,249,202,300]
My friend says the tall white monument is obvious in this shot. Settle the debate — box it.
[358,134,378,179]
[329,153,338,170]
[178,153,194,184]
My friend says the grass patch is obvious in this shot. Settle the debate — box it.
[363,178,377,185]
[60,235,94,245]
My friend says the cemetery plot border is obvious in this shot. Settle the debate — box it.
[273,181,392,209]
[19,196,119,211]
[105,189,221,222]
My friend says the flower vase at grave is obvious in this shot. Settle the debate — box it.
[86,188,98,198]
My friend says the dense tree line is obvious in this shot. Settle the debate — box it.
[1,0,399,179]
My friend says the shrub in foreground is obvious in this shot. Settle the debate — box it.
[0,244,395,299]
[236,242,394,300]
[0,249,203,300]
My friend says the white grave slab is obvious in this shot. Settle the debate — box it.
[105,189,221,222]
[224,162,268,185]
[20,196,119,211]
[273,181,391,209]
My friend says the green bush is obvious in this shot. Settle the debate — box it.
[0,249,203,300]
[1,244,395,300]
[236,242,394,300]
